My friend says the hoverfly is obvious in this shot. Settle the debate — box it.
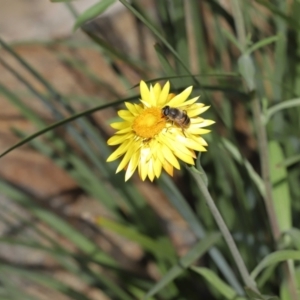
[162,105,190,136]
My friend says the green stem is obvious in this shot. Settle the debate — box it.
[251,98,281,240]
[189,170,258,292]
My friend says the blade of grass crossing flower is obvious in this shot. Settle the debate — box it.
[0,97,126,158]
[190,267,241,300]
[5,88,161,234]
[11,126,123,215]
[73,0,116,30]
[0,40,117,183]
[0,37,123,182]
[143,233,221,299]
[159,174,244,295]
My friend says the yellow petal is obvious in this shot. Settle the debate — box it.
[187,107,206,117]
[140,81,150,102]
[140,160,149,181]
[106,139,132,162]
[174,149,195,165]
[153,83,161,103]
[161,144,180,169]
[188,127,211,135]
[197,119,215,127]
[125,102,139,115]
[177,97,200,108]
[148,159,155,181]
[147,85,157,107]
[140,99,151,108]
[167,86,193,106]
[184,136,207,151]
[115,126,133,135]
[158,81,170,106]
[110,121,130,130]
[187,105,210,117]
[116,142,140,173]
[118,110,135,121]
[162,159,174,176]
[107,133,132,145]
[153,158,162,178]
[164,134,195,158]
[125,151,140,181]
[134,104,144,112]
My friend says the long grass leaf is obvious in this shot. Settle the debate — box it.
[74,0,116,30]
[159,174,244,294]
[190,266,239,300]
[143,233,220,299]
[251,251,300,280]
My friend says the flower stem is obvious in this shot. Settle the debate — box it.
[189,170,258,292]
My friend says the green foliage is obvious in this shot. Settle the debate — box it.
[0,1,300,299]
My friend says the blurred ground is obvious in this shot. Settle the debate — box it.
[0,0,123,41]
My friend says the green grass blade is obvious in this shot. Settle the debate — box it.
[159,174,244,295]
[73,0,116,30]
[285,229,300,250]
[268,141,292,233]
[264,98,300,124]
[97,217,176,262]
[0,97,130,158]
[143,233,221,299]
[251,250,300,280]
[119,0,198,85]
[0,265,93,300]
[190,266,239,300]
[221,138,265,198]
[0,180,117,268]
[246,36,279,55]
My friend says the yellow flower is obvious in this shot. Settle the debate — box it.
[107,81,214,181]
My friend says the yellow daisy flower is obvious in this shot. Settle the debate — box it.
[107,81,214,181]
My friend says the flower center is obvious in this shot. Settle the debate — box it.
[132,107,166,139]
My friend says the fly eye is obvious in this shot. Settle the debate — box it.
[163,106,169,115]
